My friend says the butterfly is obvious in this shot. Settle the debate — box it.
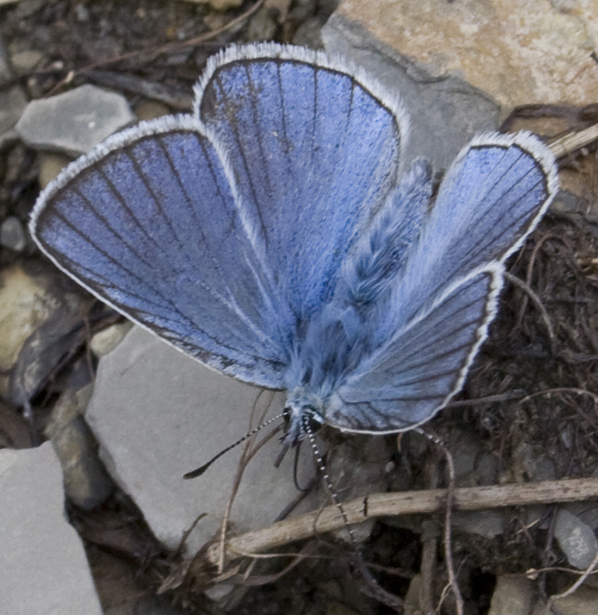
[30,43,558,448]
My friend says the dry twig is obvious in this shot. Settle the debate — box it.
[204,477,598,566]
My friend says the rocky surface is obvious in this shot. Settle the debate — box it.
[333,0,598,108]
[0,443,103,615]
[16,84,136,156]
[86,326,319,554]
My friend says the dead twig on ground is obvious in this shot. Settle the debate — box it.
[204,477,598,566]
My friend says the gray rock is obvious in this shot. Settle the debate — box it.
[532,457,557,482]
[542,586,598,615]
[16,84,136,156]
[322,15,500,172]
[452,510,505,538]
[404,574,425,615]
[0,85,28,151]
[0,216,27,252]
[566,502,598,532]
[87,326,318,555]
[246,6,278,42]
[0,31,12,86]
[449,429,482,487]
[326,435,392,543]
[0,443,102,615]
[12,0,46,19]
[488,576,535,615]
[554,508,598,570]
[45,388,114,510]
[10,49,44,75]
[293,16,327,49]
[475,452,498,485]
[90,321,134,357]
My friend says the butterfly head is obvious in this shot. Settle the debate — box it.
[283,388,325,445]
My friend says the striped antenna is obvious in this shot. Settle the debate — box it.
[183,412,285,479]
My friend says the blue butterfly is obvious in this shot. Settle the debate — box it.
[30,43,558,447]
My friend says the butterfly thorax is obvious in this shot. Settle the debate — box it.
[283,388,325,445]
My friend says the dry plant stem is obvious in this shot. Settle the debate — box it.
[520,387,598,406]
[205,477,598,566]
[549,548,598,601]
[512,232,559,339]
[549,123,598,158]
[420,448,440,614]
[216,393,280,573]
[439,445,464,615]
[503,272,556,349]
[420,538,437,615]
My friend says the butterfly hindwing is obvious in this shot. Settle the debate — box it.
[326,266,502,432]
[323,134,557,433]
[384,133,558,338]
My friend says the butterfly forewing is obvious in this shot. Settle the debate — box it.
[197,46,407,321]
[32,118,292,387]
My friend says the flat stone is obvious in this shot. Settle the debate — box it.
[0,31,12,86]
[0,85,28,151]
[0,443,102,615]
[16,84,135,156]
[45,388,114,510]
[452,510,505,538]
[322,16,500,172]
[0,261,92,402]
[0,216,27,252]
[87,326,318,555]
[546,586,598,615]
[488,576,535,615]
[554,508,598,569]
[565,502,598,531]
[10,49,44,75]
[332,0,598,108]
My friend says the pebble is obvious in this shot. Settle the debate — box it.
[9,49,43,75]
[86,326,319,555]
[0,444,103,614]
[90,321,134,358]
[488,576,534,615]
[0,216,27,251]
[0,86,28,151]
[554,508,598,570]
[38,151,71,189]
[45,387,114,510]
[0,32,12,87]
[16,84,136,156]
